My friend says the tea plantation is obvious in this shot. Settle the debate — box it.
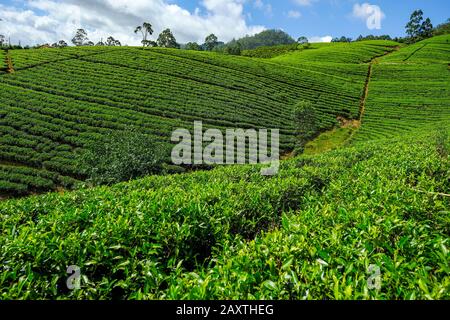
[354,35,450,142]
[0,128,448,299]
[0,40,398,196]
[0,36,449,300]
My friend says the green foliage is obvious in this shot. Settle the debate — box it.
[332,36,352,43]
[185,42,202,51]
[72,29,89,47]
[79,128,167,185]
[356,35,392,41]
[436,128,449,158]
[242,43,300,59]
[223,42,241,56]
[433,18,450,36]
[0,132,448,299]
[304,127,355,155]
[204,34,219,51]
[106,37,121,47]
[157,29,180,49]
[354,35,450,143]
[405,10,434,43]
[2,40,396,195]
[297,36,308,44]
[231,29,296,50]
[293,101,317,152]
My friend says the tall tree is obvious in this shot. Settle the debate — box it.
[135,22,154,48]
[420,18,434,39]
[72,29,89,46]
[0,34,5,47]
[204,34,219,51]
[157,29,180,48]
[405,10,424,40]
[58,40,68,48]
[106,36,121,46]
[406,10,434,42]
[297,36,308,44]
[185,42,202,51]
[224,41,241,55]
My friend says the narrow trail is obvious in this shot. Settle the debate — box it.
[304,47,401,154]
[404,43,427,62]
[358,62,373,121]
[356,47,401,128]
[5,50,14,73]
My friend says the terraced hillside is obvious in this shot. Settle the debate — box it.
[0,41,396,196]
[0,50,6,73]
[354,35,450,142]
[0,37,449,301]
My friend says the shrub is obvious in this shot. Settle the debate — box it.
[436,128,449,158]
[293,101,318,153]
[79,128,167,185]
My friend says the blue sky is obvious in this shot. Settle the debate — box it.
[240,0,450,39]
[0,0,448,45]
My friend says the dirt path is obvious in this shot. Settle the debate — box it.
[6,50,14,73]
[404,43,427,62]
[305,47,401,154]
[357,47,401,125]
[358,60,374,121]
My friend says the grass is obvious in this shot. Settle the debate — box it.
[304,127,356,155]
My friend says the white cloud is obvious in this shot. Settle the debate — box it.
[253,0,273,17]
[309,35,332,43]
[352,3,385,30]
[292,0,318,6]
[0,0,266,46]
[287,10,302,19]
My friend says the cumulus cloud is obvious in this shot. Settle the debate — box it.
[287,10,302,19]
[352,3,385,30]
[308,35,332,43]
[0,0,266,46]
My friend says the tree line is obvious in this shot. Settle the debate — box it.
[1,10,448,51]
[332,10,446,43]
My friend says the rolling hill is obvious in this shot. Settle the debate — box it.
[0,40,400,196]
[0,35,449,299]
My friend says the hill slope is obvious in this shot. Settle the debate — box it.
[0,36,449,300]
[0,41,398,196]
[354,35,450,142]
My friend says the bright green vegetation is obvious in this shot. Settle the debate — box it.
[0,129,448,299]
[381,35,450,63]
[304,127,356,155]
[273,41,399,64]
[0,41,400,196]
[242,43,300,59]
[9,47,115,70]
[354,35,450,142]
[0,35,449,300]
[0,50,6,72]
[270,41,398,82]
